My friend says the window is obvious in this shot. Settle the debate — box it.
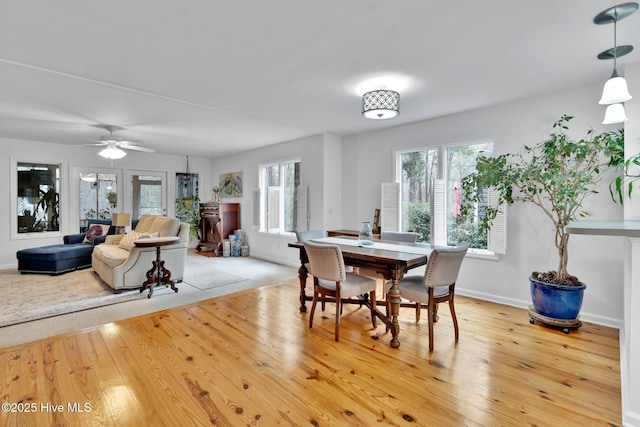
[17,162,60,234]
[79,172,117,232]
[394,141,500,252]
[258,160,300,234]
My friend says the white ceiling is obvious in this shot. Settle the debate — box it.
[1,1,639,158]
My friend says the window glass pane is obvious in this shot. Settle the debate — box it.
[398,141,494,250]
[79,173,117,232]
[17,162,60,233]
[446,142,494,248]
[400,149,438,242]
[283,161,300,232]
[259,160,300,234]
[139,183,162,216]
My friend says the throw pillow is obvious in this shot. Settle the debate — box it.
[118,231,158,251]
[83,224,110,243]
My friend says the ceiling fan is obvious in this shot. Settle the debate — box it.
[85,125,155,159]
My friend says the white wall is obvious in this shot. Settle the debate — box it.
[342,84,626,327]
[0,138,212,269]
[209,134,326,266]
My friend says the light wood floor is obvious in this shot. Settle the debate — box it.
[0,279,621,426]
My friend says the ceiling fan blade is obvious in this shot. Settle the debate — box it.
[77,142,107,147]
[121,144,156,153]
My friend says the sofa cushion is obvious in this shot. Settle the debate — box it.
[93,245,130,268]
[17,244,93,261]
[83,224,110,243]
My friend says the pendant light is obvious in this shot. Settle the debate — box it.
[594,2,638,123]
[603,103,629,124]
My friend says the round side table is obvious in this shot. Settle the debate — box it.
[134,236,180,298]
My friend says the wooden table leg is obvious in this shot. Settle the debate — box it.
[387,270,402,348]
[298,263,309,313]
[141,246,178,299]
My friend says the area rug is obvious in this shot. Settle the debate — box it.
[0,268,186,328]
[0,252,298,330]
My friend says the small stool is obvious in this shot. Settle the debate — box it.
[16,244,94,275]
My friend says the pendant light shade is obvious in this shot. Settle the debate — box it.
[602,103,629,124]
[99,144,127,160]
[362,89,400,120]
[593,2,638,123]
[599,74,632,104]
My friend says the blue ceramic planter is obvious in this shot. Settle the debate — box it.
[529,276,586,320]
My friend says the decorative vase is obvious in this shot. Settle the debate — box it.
[529,276,586,320]
[358,221,374,246]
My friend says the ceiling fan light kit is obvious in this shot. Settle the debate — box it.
[594,2,638,124]
[99,144,127,160]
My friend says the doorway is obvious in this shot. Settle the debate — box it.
[125,170,167,220]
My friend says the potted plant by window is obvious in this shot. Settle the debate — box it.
[461,115,624,332]
[175,195,200,241]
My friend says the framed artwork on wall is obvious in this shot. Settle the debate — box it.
[219,171,243,198]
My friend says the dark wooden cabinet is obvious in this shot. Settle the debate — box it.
[197,203,240,254]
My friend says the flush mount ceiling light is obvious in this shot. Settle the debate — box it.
[99,143,127,160]
[594,2,638,123]
[362,89,400,120]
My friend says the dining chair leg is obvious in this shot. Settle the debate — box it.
[415,302,421,322]
[309,279,319,329]
[449,284,459,341]
[334,298,341,341]
[369,290,377,329]
[428,288,436,352]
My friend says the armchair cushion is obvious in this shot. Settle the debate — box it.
[118,231,158,251]
[135,215,180,237]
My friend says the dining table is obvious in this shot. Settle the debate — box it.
[288,236,432,348]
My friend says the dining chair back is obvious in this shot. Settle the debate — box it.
[380,231,419,243]
[303,240,377,341]
[295,230,327,242]
[394,245,468,351]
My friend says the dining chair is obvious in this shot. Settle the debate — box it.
[380,231,419,243]
[295,229,327,242]
[303,240,377,341]
[387,245,468,351]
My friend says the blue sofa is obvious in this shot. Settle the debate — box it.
[16,219,119,275]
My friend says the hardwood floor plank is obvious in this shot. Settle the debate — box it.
[0,279,621,426]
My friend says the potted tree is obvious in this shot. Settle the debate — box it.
[461,115,624,331]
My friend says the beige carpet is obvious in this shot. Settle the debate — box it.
[0,251,298,347]
[0,268,193,328]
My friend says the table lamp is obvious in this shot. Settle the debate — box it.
[111,213,131,235]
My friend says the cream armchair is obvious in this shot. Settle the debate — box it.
[92,215,189,292]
